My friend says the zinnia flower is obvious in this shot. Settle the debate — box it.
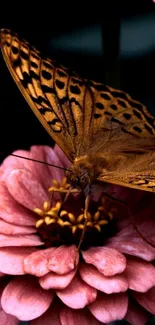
[0,144,155,325]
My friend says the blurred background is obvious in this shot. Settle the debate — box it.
[0,1,155,324]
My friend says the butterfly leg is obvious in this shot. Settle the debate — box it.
[62,187,78,203]
[49,186,80,215]
[50,188,79,194]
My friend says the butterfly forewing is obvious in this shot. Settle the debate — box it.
[0,29,78,161]
[1,28,155,193]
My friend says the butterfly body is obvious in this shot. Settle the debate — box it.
[65,154,107,191]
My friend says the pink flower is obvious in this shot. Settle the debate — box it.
[0,144,155,325]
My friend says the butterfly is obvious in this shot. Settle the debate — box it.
[1,28,155,247]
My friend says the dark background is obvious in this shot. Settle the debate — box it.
[0,1,155,324]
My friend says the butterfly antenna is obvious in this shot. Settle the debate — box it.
[0,152,69,171]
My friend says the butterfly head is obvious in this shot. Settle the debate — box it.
[65,156,94,192]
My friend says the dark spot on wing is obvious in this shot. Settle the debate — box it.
[55,79,65,90]
[42,70,52,80]
[95,102,104,110]
[70,85,81,95]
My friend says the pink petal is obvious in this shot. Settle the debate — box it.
[0,247,37,275]
[124,258,155,292]
[107,235,155,261]
[24,247,57,276]
[57,275,97,309]
[0,219,36,235]
[1,145,69,190]
[0,308,18,325]
[60,306,103,325]
[82,247,126,276]
[0,283,18,324]
[0,234,43,247]
[31,302,61,325]
[47,245,79,274]
[129,196,155,245]
[45,145,70,179]
[80,264,128,294]
[125,302,150,325]
[24,245,79,276]
[133,286,155,314]
[0,273,5,277]
[1,146,50,199]
[88,292,128,323]
[43,146,67,182]
[27,146,54,191]
[1,149,32,170]
[2,146,52,193]
[5,168,49,210]
[1,275,54,321]
[53,145,70,169]
[0,182,36,226]
[39,268,77,289]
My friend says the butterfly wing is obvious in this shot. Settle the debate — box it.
[99,174,155,192]
[98,169,155,193]
[0,29,91,162]
[96,147,155,192]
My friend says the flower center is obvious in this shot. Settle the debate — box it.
[34,177,116,249]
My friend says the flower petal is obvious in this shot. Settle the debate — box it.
[1,275,54,321]
[31,302,61,325]
[0,219,36,235]
[124,258,155,292]
[0,182,36,226]
[57,275,97,309]
[1,149,32,171]
[107,235,155,261]
[47,245,79,274]
[60,306,103,325]
[5,168,49,210]
[0,247,37,275]
[82,247,126,276]
[80,264,128,294]
[125,302,150,325]
[0,280,19,325]
[28,146,54,191]
[0,234,43,247]
[24,247,57,276]
[0,273,5,277]
[88,292,128,323]
[46,145,70,179]
[133,286,155,314]
[0,309,18,325]
[24,245,79,276]
[39,269,77,289]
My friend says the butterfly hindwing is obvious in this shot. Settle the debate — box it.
[98,170,155,192]
[97,149,155,192]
